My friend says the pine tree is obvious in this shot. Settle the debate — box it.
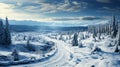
[4,17,11,45]
[59,34,63,40]
[78,41,83,48]
[98,33,101,40]
[72,33,78,46]
[108,23,111,35]
[26,37,36,51]
[0,19,5,45]
[112,16,117,38]
[0,19,3,29]
[115,23,120,52]
[27,37,30,45]
[92,27,97,42]
[11,48,19,61]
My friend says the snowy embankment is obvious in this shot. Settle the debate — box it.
[0,32,58,66]
[70,33,120,67]
[0,45,58,66]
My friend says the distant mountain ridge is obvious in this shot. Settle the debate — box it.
[9,25,88,32]
[8,20,89,27]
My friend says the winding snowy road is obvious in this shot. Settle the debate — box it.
[11,35,73,67]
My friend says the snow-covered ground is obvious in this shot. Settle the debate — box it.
[32,31,119,67]
[0,31,120,67]
[0,32,57,66]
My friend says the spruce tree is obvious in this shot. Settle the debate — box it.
[92,27,97,42]
[115,23,120,52]
[112,16,117,38]
[11,48,19,61]
[72,33,78,46]
[0,19,5,45]
[26,37,36,51]
[4,17,11,45]
[78,41,83,48]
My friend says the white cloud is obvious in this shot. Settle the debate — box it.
[56,0,87,12]
[0,3,53,21]
[0,3,108,26]
[96,0,111,3]
[7,0,87,13]
[72,1,79,5]
[0,0,88,23]
[98,7,120,13]
[0,3,104,23]
[52,16,105,21]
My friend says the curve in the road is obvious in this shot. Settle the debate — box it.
[11,35,72,67]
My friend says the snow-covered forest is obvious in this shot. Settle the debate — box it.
[0,16,119,67]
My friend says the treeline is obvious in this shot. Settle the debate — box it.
[0,17,11,45]
[88,16,120,52]
[88,16,119,38]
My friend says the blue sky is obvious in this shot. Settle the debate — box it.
[0,0,120,26]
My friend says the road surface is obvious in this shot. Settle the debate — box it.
[11,35,73,67]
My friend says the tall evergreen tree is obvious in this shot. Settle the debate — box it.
[72,33,78,46]
[4,17,11,45]
[92,27,97,39]
[115,23,120,52]
[0,19,5,45]
[112,16,117,38]
[0,19,3,28]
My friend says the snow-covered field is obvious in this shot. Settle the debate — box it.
[0,32,57,66]
[40,31,120,67]
[0,31,120,67]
